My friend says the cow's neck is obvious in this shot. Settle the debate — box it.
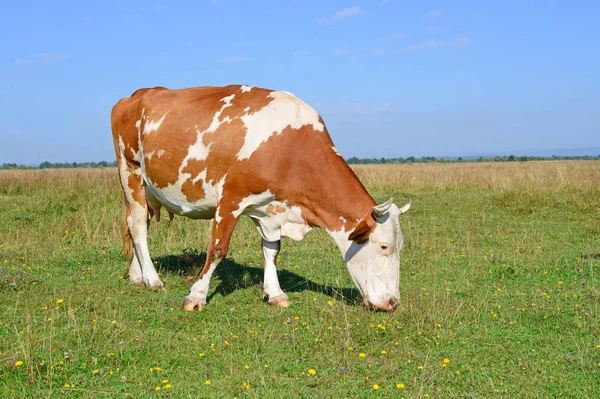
[298,158,375,252]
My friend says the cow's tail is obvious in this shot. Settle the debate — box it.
[122,203,133,260]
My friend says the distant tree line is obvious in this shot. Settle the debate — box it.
[0,161,117,170]
[2,155,600,170]
[346,154,600,164]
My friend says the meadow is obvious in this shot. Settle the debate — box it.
[1,161,599,398]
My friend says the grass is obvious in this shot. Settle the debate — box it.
[1,161,599,398]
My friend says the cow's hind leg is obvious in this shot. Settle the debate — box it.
[123,203,144,285]
[183,206,240,311]
[262,239,290,307]
[117,162,164,289]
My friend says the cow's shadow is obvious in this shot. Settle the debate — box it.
[154,248,360,305]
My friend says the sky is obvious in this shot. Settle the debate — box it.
[1,0,599,164]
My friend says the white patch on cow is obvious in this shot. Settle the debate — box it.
[145,170,226,220]
[339,215,347,224]
[192,169,207,185]
[232,191,276,218]
[244,106,250,113]
[332,146,342,157]
[118,137,135,197]
[132,149,141,162]
[236,91,325,160]
[128,254,143,284]
[143,112,168,135]
[241,85,252,92]
[145,151,155,161]
[262,240,287,300]
[215,239,220,245]
[183,94,234,167]
[206,95,234,133]
[231,191,312,242]
[186,257,222,305]
[188,138,212,162]
[279,206,312,241]
[135,108,146,131]
[157,149,165,158]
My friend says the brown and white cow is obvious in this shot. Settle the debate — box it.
[111,85,410,311]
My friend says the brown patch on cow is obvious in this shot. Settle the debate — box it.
[127,173,145,205]
[220,87,274,120]
[226,122,375,232]
[266,204,286,215]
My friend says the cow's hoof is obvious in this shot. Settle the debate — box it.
[268,296,291,308]
[183,297,205,311]
[146,280,165,291]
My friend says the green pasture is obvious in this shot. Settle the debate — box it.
[1,163,599,398]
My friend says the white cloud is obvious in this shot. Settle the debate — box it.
[331,45,349,55]
[426,25,445,32]
[36,52,70,61]
[379,32,404,40]
[216,56,251,64]
[14,52,69,66]
[14,59,34,65]
[425,9,444,20]
[319,6,365,25]
[400,35,470,52]
[368,48,386,56]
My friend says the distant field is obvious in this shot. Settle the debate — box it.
[1,161,599,398]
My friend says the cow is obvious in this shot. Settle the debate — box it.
[110,85,410,312]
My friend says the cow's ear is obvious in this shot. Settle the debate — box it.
[348,213,377,244]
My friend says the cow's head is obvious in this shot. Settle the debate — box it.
[344,198,410,311]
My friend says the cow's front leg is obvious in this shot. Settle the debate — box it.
[183,209,240,311]
[262,239,291,307]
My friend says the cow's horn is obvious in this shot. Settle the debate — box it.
[372,198,394,217]
[398,200,411,215]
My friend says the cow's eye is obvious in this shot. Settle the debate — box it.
[380,244,388,251]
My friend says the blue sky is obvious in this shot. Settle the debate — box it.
[1,0,599,163]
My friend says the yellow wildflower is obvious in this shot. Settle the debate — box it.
[15,360,23,367]
[373,384,379,390]
[308,369,317,375]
